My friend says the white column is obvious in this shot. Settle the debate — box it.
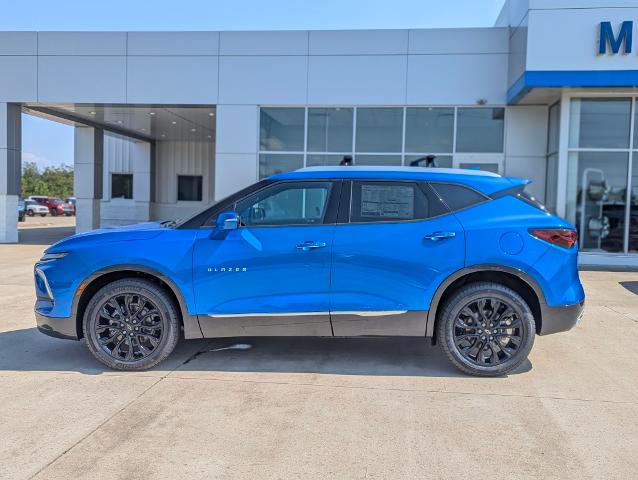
[214,105,259,200]
[556,93,571,219]
[0,103,21,243]
[74,126,103,233]
[131,140,151,222]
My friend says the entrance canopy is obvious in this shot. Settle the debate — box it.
[23,104,216,143]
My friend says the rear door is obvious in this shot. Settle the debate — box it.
[330,180,465,336]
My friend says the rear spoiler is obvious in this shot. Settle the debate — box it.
[489,177,532,199]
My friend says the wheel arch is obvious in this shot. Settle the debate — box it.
[72,265,203,340]
[426,265,546,341]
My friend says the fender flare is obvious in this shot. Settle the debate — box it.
[425,264,547,337]
[71,264,203,339]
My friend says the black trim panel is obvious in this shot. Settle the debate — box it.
[425,265,548,337]
[71,265,203,340]
[35,312,79,340]
[331,310,428,336]
[539,301,584,336]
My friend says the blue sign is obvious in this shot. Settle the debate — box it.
[599,21,633,54]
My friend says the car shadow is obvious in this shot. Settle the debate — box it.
[620,281,638,295]
[18,226,75,245]
[0,327,532,378]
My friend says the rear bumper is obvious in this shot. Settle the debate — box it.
[539,301,585,336]
[35,311,79,340]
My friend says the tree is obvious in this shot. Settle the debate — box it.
[21,162,74,198]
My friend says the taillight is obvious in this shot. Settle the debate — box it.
[529,228,578,249]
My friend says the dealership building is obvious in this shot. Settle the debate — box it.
[1,0,638,265]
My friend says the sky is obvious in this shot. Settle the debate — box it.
[12,0,506,169]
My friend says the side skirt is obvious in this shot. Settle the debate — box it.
[330,310,428,336]
[197,310,428,338]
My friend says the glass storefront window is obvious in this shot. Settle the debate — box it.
[569,98,630,149]
[566,151,628,253]
[306,154,347,167]
[260,108,305,151]
[355,108,403,153]
[404,155,453,168]
[355,155,402,166]
[458,162,500,174]
[307,108,353,153]
[548,103,560,155]
[259,154,303,179]
[456,108,504,153]
[630,161,638,253]
[405,108,454,153]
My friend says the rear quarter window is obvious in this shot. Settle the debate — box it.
[428,183,489,212]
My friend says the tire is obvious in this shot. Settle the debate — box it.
[83,278,180,371]
[27,210,34,217]
[437,282,535,377]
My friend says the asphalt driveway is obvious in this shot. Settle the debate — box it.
[0,222,636,479]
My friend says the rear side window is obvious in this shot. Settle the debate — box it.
[428,183,488,212]
[350,181,447,223]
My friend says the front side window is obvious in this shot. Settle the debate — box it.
[236,182,333,227]
[350,181,446,223]
[111,173,133,199]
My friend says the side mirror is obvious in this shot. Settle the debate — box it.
[216,211,239,231]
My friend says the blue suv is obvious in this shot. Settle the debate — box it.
[34,167,585,376]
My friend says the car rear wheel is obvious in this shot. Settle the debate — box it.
[437,282,535,377]
[27,210,34,216]
[83,278,180,371]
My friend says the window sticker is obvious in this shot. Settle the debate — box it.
[360,185,414,219]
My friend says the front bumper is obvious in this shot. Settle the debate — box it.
[539,301,585,336]
[35,310,79,340]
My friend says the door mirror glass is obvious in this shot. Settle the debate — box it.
[216,211,239,230]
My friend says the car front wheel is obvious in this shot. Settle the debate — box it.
[83,278,180,371]
[437,282,535,377]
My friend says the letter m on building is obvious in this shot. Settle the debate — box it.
[599,21,633,54]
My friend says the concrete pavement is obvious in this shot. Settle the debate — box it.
[0,219,636,479]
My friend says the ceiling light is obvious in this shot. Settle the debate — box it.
[149,112,156,116]
[161,134,166,138]
[171,121,177,125]
[89,111,96,115]
[140,128,146,131]
[209,112,215,116]
[191,128,197,132]
[116,120,123,124]
[207,135,212,139]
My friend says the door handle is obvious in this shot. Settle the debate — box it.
[424,231,456,241]
[296,241,327,251]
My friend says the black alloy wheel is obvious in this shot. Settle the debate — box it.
[94,293,164,362]
[84,278,180,370]
[437,282,535,377]
[453,297,523,367]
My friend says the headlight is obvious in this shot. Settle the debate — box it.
[40,252,68,262]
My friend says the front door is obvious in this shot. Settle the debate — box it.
[193,180,339,337]
[330,180,465,336]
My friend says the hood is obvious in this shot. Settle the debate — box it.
[46,221,166,253]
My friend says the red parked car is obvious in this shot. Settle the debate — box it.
[44,197,74,216]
